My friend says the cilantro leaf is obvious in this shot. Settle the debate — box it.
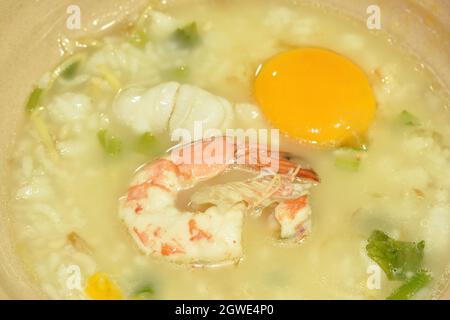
[366,230,425,281]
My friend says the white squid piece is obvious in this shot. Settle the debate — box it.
[113,82,235,136]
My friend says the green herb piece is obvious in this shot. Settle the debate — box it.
[60,61,80,79]
[387,270,432,300]
[172,22,200,48]
[26,87,43,112]
[366,230,425,281]
[334,148,361,171]
[132,285,155,300]
[135,132,157,155]
[97,129,122,156]
[57,53,86,81]
[398,110,420,126]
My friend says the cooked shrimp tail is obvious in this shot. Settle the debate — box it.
[119,136,319,266]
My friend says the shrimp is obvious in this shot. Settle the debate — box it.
[119,136,319,265]
[190,175,314,241]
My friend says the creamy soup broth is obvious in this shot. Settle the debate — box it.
[7,0,450,299]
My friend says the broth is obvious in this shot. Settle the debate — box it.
[7,0,450,299]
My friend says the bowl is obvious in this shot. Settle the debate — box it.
[0,0,448,299]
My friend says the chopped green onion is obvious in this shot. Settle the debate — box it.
[366,230,425,281]
[334,148,361,171]
[60,61,80,79]
[97,129,122,156]
[387,270,432,300]
[56,53,86,81]
[132,285,155,300]
[398,110,420,126]
[172,22,200,48]
[135,132,157,155]
[26,87,43,112]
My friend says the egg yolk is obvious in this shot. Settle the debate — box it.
[254,48,376,147]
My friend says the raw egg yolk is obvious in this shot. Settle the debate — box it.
[254,48,376,147]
